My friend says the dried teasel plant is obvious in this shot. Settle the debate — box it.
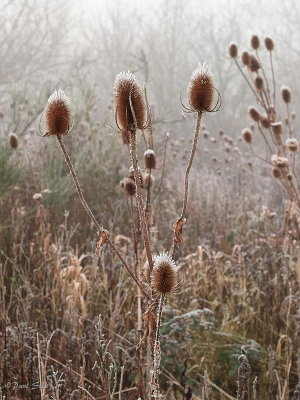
[40,62,218,398]
[230,35,300,239]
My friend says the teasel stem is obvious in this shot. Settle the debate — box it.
[128,95,154,273]
[152,294,165,398]
[171,112,202,257]
[269,51,276,107]
[286,103,293,138]
[153,132,169,202]
[181,111,202,217]
[56,135,150,300]
[233,58,260,103]
[257,122,273,154]
[256,49,271,100]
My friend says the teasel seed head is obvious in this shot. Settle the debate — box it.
[265,37,274,51]
[272,167,281,178]
[281,86,291,104]
[114,72,146,131]
[144,149,156,169]
[261,115,270,129]
[151,252,177,295]
[249,56,260,72]
[271,122,283,135]
[271,154,289,168]
[254,76,264,91]
[242,128,252,144]
[241,51,250,66]
[143,172,154,188]
[229,42,238,58]
[188,63,215,112]
[286,138,299,152]
[43,89,71,137]
[287,173,293,181]
[9,133,19,149]
[121,177,136,196]
[248,106,260,122]
[251,35,260,50]
[219,129,224,137]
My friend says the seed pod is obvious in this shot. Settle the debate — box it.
[271,122,283,135]
[242,128,252,144]
[271,154,288,168]
[251,35,260,50]
[144,149,156,169]
[248,106,260,122]
[188,63,215,112]
[261,115,270,129]
[281,86,291,104]
[249,56,260,72]
[9,133,18,149]
[272,168,281,178]
[229,42,238,58]
[254,76,264,91]
[114,72,146,131]
[286,138,299,152]
[241,51,250,66]
[143,172,154,188]
[121,177,136,196]
[44,89,71,137]
[265,37,274,51]
[151,252,177,295]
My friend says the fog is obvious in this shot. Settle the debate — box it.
[1,0,300,139]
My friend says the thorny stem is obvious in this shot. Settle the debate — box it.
[233,58,260,103]
[257,122,273,154]
[57,135,150,300]
[128,95,154,272]
[181,112,202,218]
[171,112,202,257]
[269,51,276,107]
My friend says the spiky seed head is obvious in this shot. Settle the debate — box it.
[242,128,252,144]
[229,42,238,58]
[251,35,260,50]
[188,63,215,112]
[271,154,288,168]
[249,56,260,72]
[151,252,177,295]
[248,106,260,122]
[143,172,154,188]
[265,37,274,51]
[241,51,250,66]
[254,76,264,91]
[261,115,270,129]
[286,138,299,152]
[114,72,146,131]
[281,86,291,104]
[219,129,224,137]
[121,177,136,196]
[9,133,18,149]
[144,149,156,169]
[44,89,71,137]
[272,167,281,178]
[271,122,283,135]
[287,174,293,181]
